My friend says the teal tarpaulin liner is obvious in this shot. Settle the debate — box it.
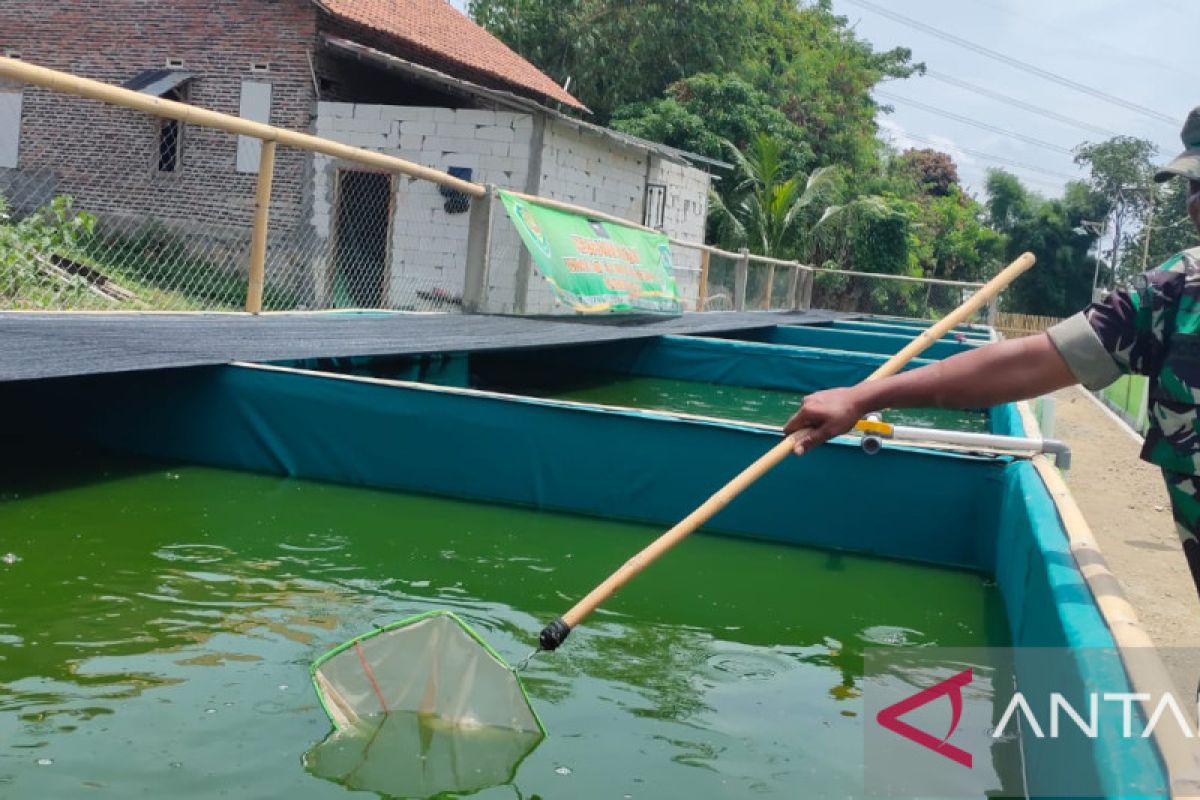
[464,334,1023,436]
[4,357,1167,796]
[829,318,993,341]
[714,323,981,361]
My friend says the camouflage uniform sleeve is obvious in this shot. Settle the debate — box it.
[1046,276,1174,389]
[1045,311,1122,390]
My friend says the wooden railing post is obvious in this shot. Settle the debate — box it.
[697,249,711,311]
[786,263,800,310]
[245,139,276,314]
[734,248,749,311]
[763,263,776,309]
[798,267,814,311]
[463,184,496,314]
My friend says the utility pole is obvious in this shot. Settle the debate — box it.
[1108,189,1125,294]
[1088,215,1109,303]
[1140,188,1157,272]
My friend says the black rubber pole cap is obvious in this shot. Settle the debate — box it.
[538,617,572,651]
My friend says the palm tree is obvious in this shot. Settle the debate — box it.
[708,133,841,259]
[707,133,904,311]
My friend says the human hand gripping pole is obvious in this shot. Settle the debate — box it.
[535,252,1037,653]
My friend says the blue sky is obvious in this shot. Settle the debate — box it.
[831,0,1195,198]
[453,0,1195,199]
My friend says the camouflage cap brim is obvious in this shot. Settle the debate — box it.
[1155,149,1200,183]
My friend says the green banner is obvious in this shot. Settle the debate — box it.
[497,190,681,314]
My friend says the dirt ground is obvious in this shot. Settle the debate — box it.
[1051,386,1200,697]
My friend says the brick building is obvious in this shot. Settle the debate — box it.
[0,0,718,311]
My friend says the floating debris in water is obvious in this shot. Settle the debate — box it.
[554,766,572,776]
[1,553,19,565]
[35,758,52,767]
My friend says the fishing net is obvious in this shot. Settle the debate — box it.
[311,610,544,734]
[308,611,544,797]
[304,707,543,797]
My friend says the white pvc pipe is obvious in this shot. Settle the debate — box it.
[867,424,1071,468]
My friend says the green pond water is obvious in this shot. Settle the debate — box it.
[544,375,989,432]
[0,445,1014,799]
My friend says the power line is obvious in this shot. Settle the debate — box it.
[966,0,1181,77]
[923,70,1124,140]
[891,129,1081,183]
[842,0,1179,126]
[876,90,1075,154]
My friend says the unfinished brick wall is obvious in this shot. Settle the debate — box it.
[313,101,533,310]
[0,0,318,248]
[648,157,711,309]
[312,103,712,313]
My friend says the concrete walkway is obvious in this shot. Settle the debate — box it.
[1051,386,1200,696]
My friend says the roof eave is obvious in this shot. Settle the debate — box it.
[319,35,729,172]
[310,0,587,113]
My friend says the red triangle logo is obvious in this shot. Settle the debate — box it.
[876,667,973,768]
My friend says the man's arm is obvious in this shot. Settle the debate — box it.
[782,333,1079,454]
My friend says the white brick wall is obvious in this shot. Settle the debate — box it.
[313,102,532,309]
[311,103,710,314]
[649,157,711,310]
[521,119,650,313]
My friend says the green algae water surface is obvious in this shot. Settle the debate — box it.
[0,444,1014,798]
[546,374,989,432]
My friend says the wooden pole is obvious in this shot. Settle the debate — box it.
[786,265,800,310]
[463,185,496,314]
[798,268,814,311]
[506,189,659,235]
[245,140,276,314]
[763,264,776,309]
[550,252,1037,634]
[733,248,749,311]
[1141,189,1157,272]
[697,249,711,311]
[0,55,484,199]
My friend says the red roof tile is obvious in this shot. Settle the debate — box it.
[315,0,586,111]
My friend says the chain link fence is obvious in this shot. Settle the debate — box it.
[1,61,990,321]
[0,73,474,313]
[810,268,991,323]
[689,245,993,322]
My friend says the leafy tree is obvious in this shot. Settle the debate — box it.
[896,148,959,197]
[1073,136,1158,286]
[984,171,1104,316]
[739,0,923,172]
[610,74,814,177]
[707,134,838,258]
[468,0,755,123]
[472,0,920,176]
[1073,136,1158,207]
[1121,177,1200,275]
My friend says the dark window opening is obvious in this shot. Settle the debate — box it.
[332,170,393,308]
[643,183,667,229]
[157,87,183,173]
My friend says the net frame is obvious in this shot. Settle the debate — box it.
[310,609,546,736]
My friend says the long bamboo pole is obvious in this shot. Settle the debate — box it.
[245,140,276,314]
[696,249,711,310]
[504,189,661,235]
[0,56,484,198]
[537,251,1036,649]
